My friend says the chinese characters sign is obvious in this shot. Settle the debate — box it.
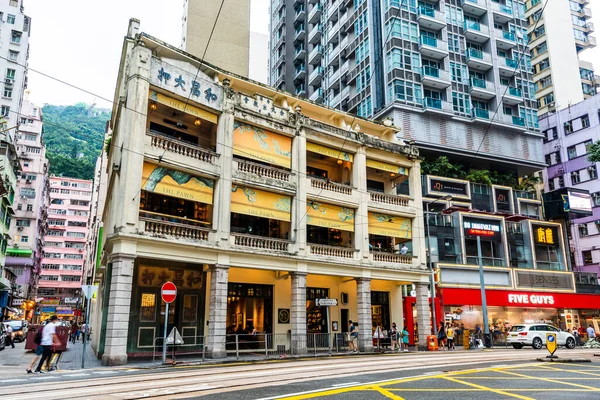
[532,225,558,246]
[138,266,204,289]
[151,58,223,112]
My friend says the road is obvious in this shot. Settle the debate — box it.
[0,348,598,399]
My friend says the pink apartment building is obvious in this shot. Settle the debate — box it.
[39,176,92,319]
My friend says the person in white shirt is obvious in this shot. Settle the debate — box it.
[400,244,409,255]
[5,324,15,348]
[35,315,60,373]
[587,325,596,340]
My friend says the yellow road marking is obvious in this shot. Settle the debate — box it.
[494,369,600,391]
[535,364,600,377]
[389,388,484,391]
[442,377,534,400]
[460,377,600,380]
[370,386,405,399]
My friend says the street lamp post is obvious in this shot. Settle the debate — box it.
[425,195,452,335]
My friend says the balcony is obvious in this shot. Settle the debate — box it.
[309,66,323,85]
[308,24,322,44]
[140,216,210,242]
[465,48,493,71]
[294,65,306,81]
[146,132,219,168]
[463,20,490,43]
[418,36,449,60]
[495,29,516,50]
[422,97,452,113]
[492,2,513,24]
[328,21,341,40]
[472,107,490,120]
[328,67,341,83]
[469,77,496,99]
[417,6,446,31]
[511,115,525,126]
[309,45,323,65]
[309,244,354,259]
[460,0,487,16]
[328,44,341,63]
[294,24,306,42]
[295,6,306,24]
[498,57,519,77]
[295,45,307,60]
[309,88,324,102]
[328,91,341,107]
[502,85,524,105]
[368,191,415,215]
[295,85,307,97]
[234,158,292,183]
[232,233,292,252]
[370,251,413,266]
[308,177,354,205]
[308,4,322,24]
[420,66,451,89]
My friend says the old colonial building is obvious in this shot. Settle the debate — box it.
[95,20,430,365]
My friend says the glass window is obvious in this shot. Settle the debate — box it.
[140,293,156,322]
[183,295,198,322]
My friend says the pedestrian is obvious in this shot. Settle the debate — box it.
[400,244,409,255]
[389,323,399,352]
[401,326,409,352]
[587,324,596,341]
[446,323,455,351]
[347,320,358,353]
[70,322,78,344]
[573,327,582,346]
[437,322,446,350]
[35,315,61,374]
[5,323,15,348]
[26,327,44,373]
[81,323,88,344]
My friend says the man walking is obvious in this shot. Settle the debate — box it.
[5,323,15,348]
[587,324,596,341]
[35,315,60,373]
[347,320,358,353]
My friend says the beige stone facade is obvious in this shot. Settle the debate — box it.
[95,21,431,365]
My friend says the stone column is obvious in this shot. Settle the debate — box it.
[410,159,427,269]
[293,132,307,255]
[356,277,373,353]
[206,264,229,358]
[101,253,136,366]
[415,282,432,351]
[352,148,369,260]
[290,271,307,355]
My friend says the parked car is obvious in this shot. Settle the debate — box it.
[4,320,28,342]
[0,323,6,350]
[508,323,576,350]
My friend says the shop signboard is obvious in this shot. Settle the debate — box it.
[515,270,574,291]
[429,177,470,198]
[462,218,502,240]
[494,187,512,213]
[316,298,338,306]
[532,225,559,247]
[12,298,23,306]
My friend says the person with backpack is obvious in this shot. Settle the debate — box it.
[35,315,61,374]
[26,327,45,373]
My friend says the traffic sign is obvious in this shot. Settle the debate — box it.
[546,333,557,356]
[161,281,177,303]
[81,285,98,300]
[316,298,338,306]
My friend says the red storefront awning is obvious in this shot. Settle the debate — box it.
[442,288,600,309]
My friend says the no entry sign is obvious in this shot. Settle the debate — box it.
[161,281,177,303]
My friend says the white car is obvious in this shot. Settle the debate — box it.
[507,323,576,350]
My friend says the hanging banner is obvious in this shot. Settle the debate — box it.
[233,122,292,168]
[368,212,412,239]
[149,91,218,124]
[306,142,354,163]
[366,159,408,176]
[230,186,291,222]
[306,201,355,232]
[141,163,214,205]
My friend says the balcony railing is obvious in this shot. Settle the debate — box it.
[467,47,484,60]
[420,36,439,47]
[504,58,519,68]
[512,115,525,126]
[497,30,515,41]
[464,20,481,31]
[472,108,490,119]
[148,132,219,164]
[507,86,522,97]
[309,244,354,259]
[236,159,291,182]
[423,97,442,109]
[371,252,413,265]
[418,6,435,18]
[369,191,410,207]
[470,77,486,89]
[140,217,210,241]
[423,66,440,78]
[310,177,353,195]
[466,256,505,267]
[233,233,291,252]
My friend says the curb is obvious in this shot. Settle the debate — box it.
[535,358,591,363]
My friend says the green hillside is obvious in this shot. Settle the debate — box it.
[42,103,111,180]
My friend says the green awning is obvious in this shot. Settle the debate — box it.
[7,249,33,257]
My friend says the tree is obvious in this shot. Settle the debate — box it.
[465,169,493,186]
[421,156,465,179]
[588,140,600,163]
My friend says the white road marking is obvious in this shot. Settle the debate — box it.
[331,382,361,387]
[93,370,119,375]
[0,378,26,383]
[64,373,90,377]
[32,376,59,380]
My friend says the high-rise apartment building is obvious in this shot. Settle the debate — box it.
[38,177,92,319]
[525,0,597,116]
[0,0,30,135]
[271,0,544,174]
[181,0,251,77]
[6,101,48,301]
[541,95,600,278]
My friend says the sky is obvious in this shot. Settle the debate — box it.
[23,0,600,107]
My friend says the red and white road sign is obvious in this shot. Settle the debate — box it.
[161,281,177,303]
